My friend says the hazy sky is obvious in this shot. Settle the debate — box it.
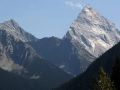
[0,0,120,38]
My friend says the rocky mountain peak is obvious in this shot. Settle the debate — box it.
[76,5,113,27]
[1,19,20,30]
[5,19,19,26]
[0,19,37,42]
[65,5,120,62]
[81,5,98,17]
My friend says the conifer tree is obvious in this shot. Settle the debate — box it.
[95,68,114,90]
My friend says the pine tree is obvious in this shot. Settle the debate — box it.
[111,57,120,90]
[95,68,115,90]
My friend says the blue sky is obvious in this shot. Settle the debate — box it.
[0,0,120,38]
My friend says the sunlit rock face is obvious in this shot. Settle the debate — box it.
[59,5,120,74]
[28,5,120,76]
[65,5,120,62]
[0,19,37,42]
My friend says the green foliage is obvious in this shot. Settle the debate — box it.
[95,68,115,90]
[111,57,120,90]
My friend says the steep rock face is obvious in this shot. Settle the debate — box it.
[0,20,37,71]
[56,41,120,90]
[31,5,120,75]
[0,19,37,42]
[62,5,120,73]
[0,20,72,90]
[65,5,120,62]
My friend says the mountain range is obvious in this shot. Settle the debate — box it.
[0,19,72,90]
[30,5,120,75]
[0,5,119,90]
